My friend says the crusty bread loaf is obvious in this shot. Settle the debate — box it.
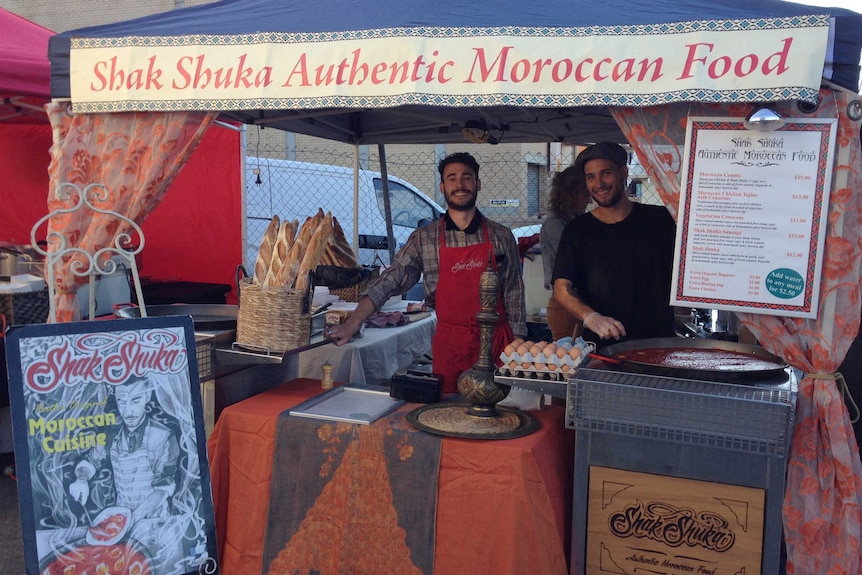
[277,216,313,288]
[330,216,351,252]
[296,213,333,292]
[254,215,280,285]
[265,219,298,286]
[327,215,361,269]
[324,238,362,269]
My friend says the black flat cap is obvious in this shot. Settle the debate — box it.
[574,142,628,172]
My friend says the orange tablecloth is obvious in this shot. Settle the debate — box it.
[207,379,574,575]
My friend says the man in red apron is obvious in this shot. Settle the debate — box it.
[329,152,526,393]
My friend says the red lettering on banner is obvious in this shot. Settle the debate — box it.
[286,48,455,87]
[90,56,163,92]
[347,49,368,85]
[466,46,513,83]
[371,62,388,84]
[467,47,663,84]
[594,58,613,81]
[284,53,312,86]
[174,54,272,89]
[677,38,792,80]
[575,59,592,82]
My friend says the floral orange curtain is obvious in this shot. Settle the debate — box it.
[612,88,862,574]
[44,102,216,322]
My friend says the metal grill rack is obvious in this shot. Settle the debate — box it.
[567,367,795,456]
[194,333,215,380]
[567,366,797,575]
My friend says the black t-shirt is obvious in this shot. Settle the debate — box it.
[552,202,676,346]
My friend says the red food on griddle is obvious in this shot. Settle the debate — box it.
[614,347,782,372]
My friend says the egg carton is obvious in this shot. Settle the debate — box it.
[499,337,593,371]
[500,351,580,370]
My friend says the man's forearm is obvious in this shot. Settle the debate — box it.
[552,279,593,321]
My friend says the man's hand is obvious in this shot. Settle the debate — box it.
[326,322,358,346]
[69,479,90,505]
[583,312,626,341]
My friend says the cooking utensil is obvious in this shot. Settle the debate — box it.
[593,337,789,384]
[281,337,334,355]
[113,303,239,331]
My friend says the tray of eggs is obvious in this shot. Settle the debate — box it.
[497,337,593,380]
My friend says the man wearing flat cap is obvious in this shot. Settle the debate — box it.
[552,142,676,346]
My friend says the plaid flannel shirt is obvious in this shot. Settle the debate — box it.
[363,211,527,337]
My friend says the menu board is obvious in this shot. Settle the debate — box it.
[4,316,219,575]
[672,117,836,318]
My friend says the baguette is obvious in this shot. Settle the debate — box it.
[325,238,362,269]
[330,216,352,253]
[277,216,314,288]
[254,215,280,285]
[296,213,333,292]
[264,219,297,286]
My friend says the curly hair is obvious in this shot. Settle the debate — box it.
[438,152,480,179]
[547,165,587,221]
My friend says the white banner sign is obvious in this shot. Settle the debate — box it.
[68,17,830,113]
[672,117,836,318]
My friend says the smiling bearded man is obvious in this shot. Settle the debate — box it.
[551,142,677,347]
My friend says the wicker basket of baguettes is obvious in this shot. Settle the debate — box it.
[237,209,361,353]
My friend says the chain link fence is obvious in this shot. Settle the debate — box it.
[243,131,664,268]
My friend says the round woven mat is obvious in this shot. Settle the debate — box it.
[406,402,540,440]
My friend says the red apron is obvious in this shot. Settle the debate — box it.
[432,219,513,393]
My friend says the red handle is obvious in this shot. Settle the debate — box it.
[588,352,623,365]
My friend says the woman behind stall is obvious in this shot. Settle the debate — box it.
[541,166,591,340]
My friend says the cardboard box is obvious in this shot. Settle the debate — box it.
[324,309,352,327]
[587,466,765,575]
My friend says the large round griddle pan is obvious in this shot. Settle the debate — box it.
[114,304,238,330]
[594,337,789,384]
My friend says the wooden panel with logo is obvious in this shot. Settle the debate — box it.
[587,466,765,575]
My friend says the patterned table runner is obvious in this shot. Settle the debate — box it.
[262,403,441,575]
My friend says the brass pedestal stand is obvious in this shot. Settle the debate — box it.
[407,256,538,440]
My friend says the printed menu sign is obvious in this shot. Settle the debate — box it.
[672,117,836,318]
[4,316,218,575]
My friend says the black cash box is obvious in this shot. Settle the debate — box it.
[390,370,443,404]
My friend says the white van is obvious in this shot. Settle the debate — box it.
[245,158,444,268]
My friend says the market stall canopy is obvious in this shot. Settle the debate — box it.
[1,8,53,124]
[48,0,862,145]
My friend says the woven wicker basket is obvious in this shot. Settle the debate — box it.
[328,278,370,302]
[236,278,311,354]
[328,266,379,302]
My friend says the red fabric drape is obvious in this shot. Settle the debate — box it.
[612,88,862,573]
[44,102,216,321]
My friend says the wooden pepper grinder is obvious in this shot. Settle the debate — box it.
[321,362,334,390]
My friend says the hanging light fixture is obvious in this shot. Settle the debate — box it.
[462,119,491,144]
[743,106,786,132]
